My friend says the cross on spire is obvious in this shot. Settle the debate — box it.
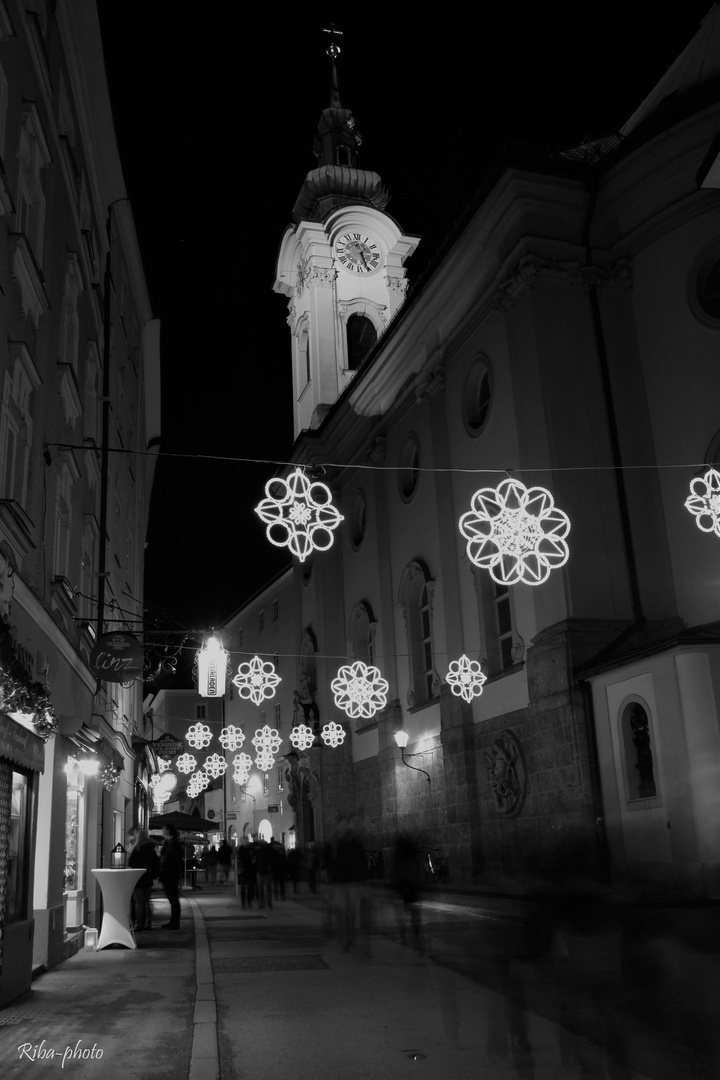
[323,23,343,60]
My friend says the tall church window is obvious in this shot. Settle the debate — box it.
[471,568,521,675]
[347,601,375,665]
[297,323,310,394]
[16,105,51,264]
[621,701,658,800]
[399,561,439,709]
[346,314,377,371]
[0,347,38,507]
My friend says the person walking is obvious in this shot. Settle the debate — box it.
[217,838,232,882]
[333,818,367,952]
[237,839,256,908]
[159,823,183,929]
[270,838,287,901]
[128,827,160,931]
[254,839,274,909]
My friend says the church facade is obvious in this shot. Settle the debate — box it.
[225,11,720,897]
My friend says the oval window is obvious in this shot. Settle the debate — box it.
[350,490,367,550]
[463,358,492,436]
[689,242,720,328]
[399,435,420,502]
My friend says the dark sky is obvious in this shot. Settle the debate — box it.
[96,1,713,633]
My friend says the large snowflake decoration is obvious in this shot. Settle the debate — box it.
[321,721,346,748]
[331,660,389,720]
[232,752,253,785]
[203,753,228,779]
[289,723,315,751]
[219,725,245,751]
[446,654,487,702]
[459,477,570,586]
[254,467,344,563]
[232,656,281,706]
[252,724,282,770]
[185,722,213,749]
[175,753,197,775]
[685,467,720,537]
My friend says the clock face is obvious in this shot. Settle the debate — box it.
[335,233,381,274]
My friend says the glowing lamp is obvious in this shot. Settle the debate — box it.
[394,730,409,749]
[78,754,99,777]
[197,636,229,697]
[111,843,127,869]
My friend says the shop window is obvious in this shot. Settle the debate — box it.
[5,767,30,922]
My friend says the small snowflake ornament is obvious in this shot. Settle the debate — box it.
[150,774,163,789]
[203,753,228,779]
[232,656,281,706]
[252,724,282,770]
[157,757,171,773]
[187,769,209,797]
[321,720,346,748]
[685,467,720,537]
[289,723,315,751]
[331,660,389,720]
[459,477,570,586]
[186,722,213,749]
[175,753,197,775]
[446,654,487,703]
[255,467,344,562]
[232,752,253,785]
[219,725,245,751]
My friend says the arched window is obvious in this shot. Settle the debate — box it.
[346,314,377,371]
[621,701,658,800]
[347,601,375,665]
[399,561,439,709]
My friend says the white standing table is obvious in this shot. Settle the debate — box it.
[91,868,144,950]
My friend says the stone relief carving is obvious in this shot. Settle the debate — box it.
[495,254,633,313]
[485,729,527,817]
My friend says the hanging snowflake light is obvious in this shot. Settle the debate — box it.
[459,476,570,586]
[149,774,163,789]
[331,660,389,720]
[186,769,209,797]
[219,725,245,751]
[289,723,315,751]
[232,752,253,785]
[321,720,346,748]
[232,656,281,706]
[185,722,213,749]
[175,752,197,775]
[252,725,282,770]
[254,466,344,562]
[157,757,171,773]
[685,467,720,537]
[203,752,228,779]
[100,762,120,791]
[445,654,487,703]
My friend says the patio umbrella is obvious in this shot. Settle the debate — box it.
[149,810,217,832]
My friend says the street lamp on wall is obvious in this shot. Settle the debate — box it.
[394,730,431,784]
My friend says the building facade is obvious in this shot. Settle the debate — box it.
[214,12,720,899]
[0,0,160,1004]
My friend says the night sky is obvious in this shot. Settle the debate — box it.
[96,1,713,634]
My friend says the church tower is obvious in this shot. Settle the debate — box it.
[274,27,420,439]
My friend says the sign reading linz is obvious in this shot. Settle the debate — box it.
[89,633,144,682]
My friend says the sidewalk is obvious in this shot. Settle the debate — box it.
[0,879,682,1080]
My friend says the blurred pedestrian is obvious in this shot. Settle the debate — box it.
[237,839,256,909]
[287,846,302,893]
[270,838,287,901]
[217,838,232,882]
[392,832,424,952]
[128,827,159,932]
[303,841,319,892]
[159,823,183,929]
[333,818,367,952]
[255,839,274,909]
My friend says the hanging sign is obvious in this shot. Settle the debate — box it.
[153,734,185,759]
[90,632,144,682]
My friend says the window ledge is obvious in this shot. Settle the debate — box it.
[625,795,663,812]
[485,661,524,684]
